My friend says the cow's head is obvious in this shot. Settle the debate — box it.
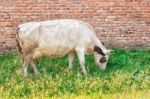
[93,46,112,70]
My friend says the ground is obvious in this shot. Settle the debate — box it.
[0,48,150,99]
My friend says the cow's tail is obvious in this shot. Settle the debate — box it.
[16,27,23,54]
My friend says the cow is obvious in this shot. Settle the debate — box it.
[16,19,112,77]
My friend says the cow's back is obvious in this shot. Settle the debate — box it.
[39,19,95,46]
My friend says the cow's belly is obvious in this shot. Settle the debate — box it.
[32,46,71,60]
[41,45,71,57]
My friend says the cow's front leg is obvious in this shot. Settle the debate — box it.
[75,47,88,75]
[68,51,74,70]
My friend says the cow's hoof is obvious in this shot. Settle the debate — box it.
[65,68,73,75]
[80,67,89,76]
[81,70,88,76]
[67,67,73,71]
[23,74,28,78]
[34,72,40,76]
[83,72,89,76]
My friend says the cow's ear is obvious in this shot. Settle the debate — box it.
[106,49,114,54]
[94,46,105,56]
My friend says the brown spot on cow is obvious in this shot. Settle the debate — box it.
[94,45,105,56]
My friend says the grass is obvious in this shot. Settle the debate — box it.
[0,48,150,98]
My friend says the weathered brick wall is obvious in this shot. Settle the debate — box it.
[0,0,150,54]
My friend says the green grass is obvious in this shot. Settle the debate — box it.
[0,48,150,98]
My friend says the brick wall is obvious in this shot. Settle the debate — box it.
[0,0,150,54]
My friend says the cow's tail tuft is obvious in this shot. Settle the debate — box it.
[16,27,23,54]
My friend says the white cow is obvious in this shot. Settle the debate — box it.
[16,19,112,76]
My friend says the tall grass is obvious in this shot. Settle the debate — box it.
[0,49,150,98]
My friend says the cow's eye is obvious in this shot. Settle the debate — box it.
[99,56,106,63]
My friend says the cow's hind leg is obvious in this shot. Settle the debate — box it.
[68,51,74,70]
[75,47,88,75]
[30,60,40,75]
[22,56,30,77]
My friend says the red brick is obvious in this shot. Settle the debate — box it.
[0,0,150,54]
